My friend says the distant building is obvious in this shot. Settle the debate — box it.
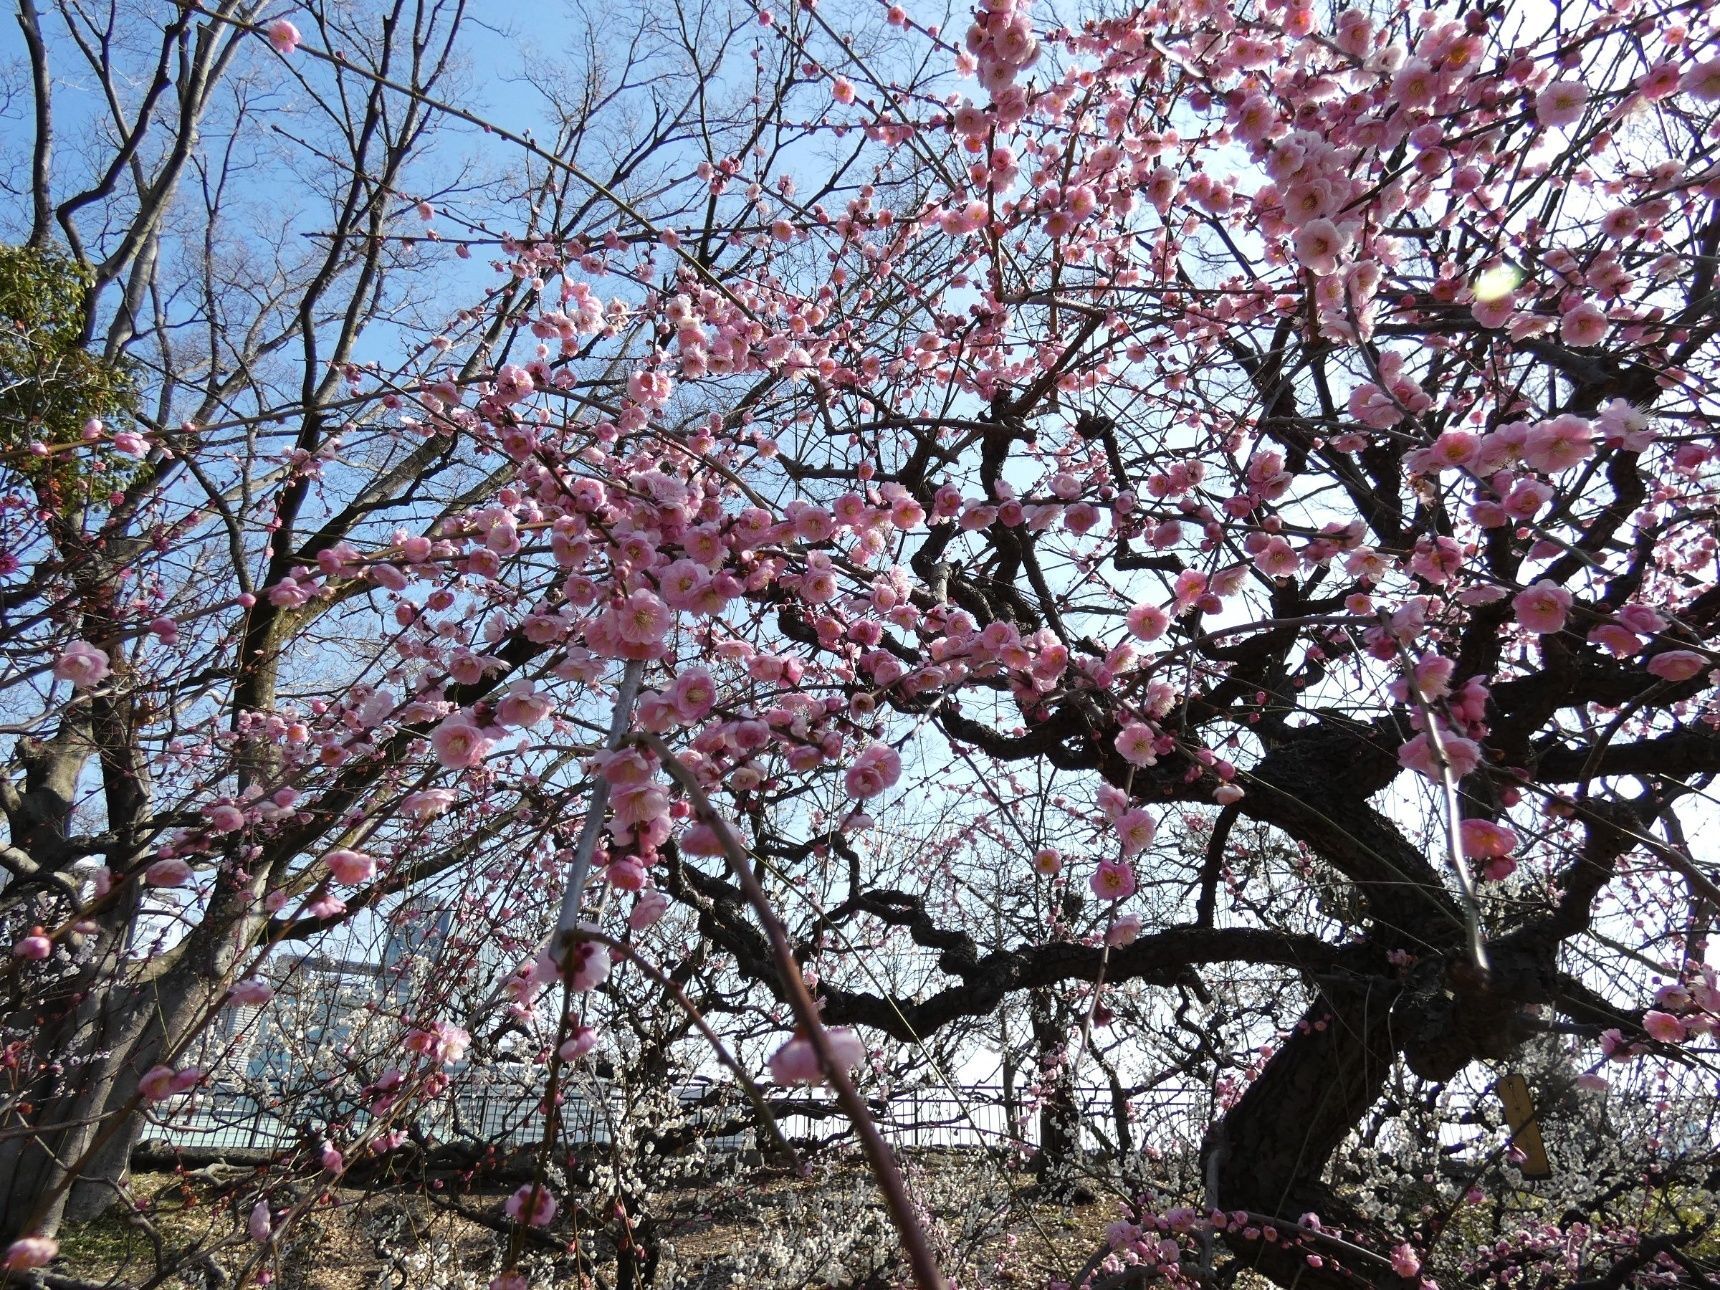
[199,899,454,1089]
[382,900,455,990]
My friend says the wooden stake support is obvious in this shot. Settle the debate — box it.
[1496,1073,1553,1180]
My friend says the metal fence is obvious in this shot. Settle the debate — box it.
[142,1079,1210,1158]
[138,1075,1720,1178]
[774,1083,1207,1153]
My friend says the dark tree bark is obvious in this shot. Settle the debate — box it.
[1028,988,1082,1189]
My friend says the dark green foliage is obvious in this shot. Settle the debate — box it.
[0,244,140,503]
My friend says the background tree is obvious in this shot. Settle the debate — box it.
[0,243,138,503]
[0,0,827,1245]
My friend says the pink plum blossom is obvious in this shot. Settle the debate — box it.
[1534,80,1587,126]
[559,1026,598,1061]
[504,1184,558,1227]
[1513,581,1572,635]
[1115,808,1157,856]
[1291,218,1347,275]
[564,940,611,993]
[402,788,456,820]
[1560,301,1608,347]
[1460,819,1516,860]
[1646,651,1706,683]
[1654,983,1691,1011]
[145,857,193,887]
[1115,723,1157,766]
[230,978,274,1006]
[629,889,670,930]
[138,1064,198,1102]
[324,848,375,885]
[404,1020,469,1064]
[1522,415,1593,474]
[769,1027,866,1085]
[266,18,302,54]
[1680,59,1720,101]
[496,682,553,727]
[1642,1010,1686,1043]
[1091,858,1137,902]
[431,715,493,769]
[1398,729,1483,781]
[679,821,725,856]
[843,741,902,798]
[1389,1244,1420,1278]
[1126,603,1169,640]
[53,640,110,689]
[206,803,245,833]
[4,1238,58,1272]
[606,856,647,890]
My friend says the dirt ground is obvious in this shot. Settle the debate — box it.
[53,1157,1126,1290]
